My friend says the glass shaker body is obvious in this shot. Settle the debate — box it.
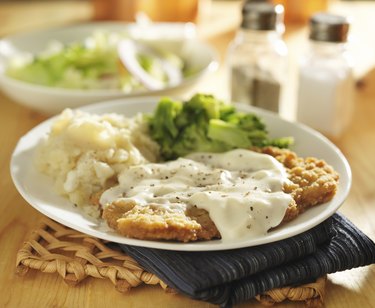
[296,41,354,138]
[228,28,288,113]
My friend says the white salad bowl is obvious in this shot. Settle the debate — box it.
[0,22,218,114]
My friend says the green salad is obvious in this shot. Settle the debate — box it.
[6,31,185,92]
[149,94,293,160]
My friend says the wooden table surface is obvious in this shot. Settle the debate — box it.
[1,1,374,307]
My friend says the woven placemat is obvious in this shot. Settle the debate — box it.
[16,218,326,306]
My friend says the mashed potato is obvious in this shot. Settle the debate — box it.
[35,109,160,218]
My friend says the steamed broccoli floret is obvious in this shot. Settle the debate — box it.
[184,94,223,119]
[264,137,294,148]
[148,93,293,160]
[172,122,229,157]
[150,97,182,138]
[207,119,252,148]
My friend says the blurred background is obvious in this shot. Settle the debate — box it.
[1,0,375,121]
[1,0,374,75]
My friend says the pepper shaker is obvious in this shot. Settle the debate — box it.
[227,2,288,113]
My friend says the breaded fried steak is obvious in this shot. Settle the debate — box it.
[101,147,339,242]
[258,147,339,222]
[103,202,219,242]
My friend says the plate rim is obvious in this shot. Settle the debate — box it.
[10,96,352,251]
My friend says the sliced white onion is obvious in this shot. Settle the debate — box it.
[117,39,182,90]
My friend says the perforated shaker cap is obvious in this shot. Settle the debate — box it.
[309,13,350,43]
[241,2,284,31]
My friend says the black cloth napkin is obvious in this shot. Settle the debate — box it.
[119,213,375,307]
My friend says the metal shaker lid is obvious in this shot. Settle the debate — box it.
[241,2,284,31]
[309,13,350,43]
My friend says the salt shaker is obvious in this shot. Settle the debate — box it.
[227,2,288,113]
[296,13,354,138]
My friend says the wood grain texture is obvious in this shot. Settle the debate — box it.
[0,1,374,307]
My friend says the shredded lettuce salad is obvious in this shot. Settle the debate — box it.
[6,31,185,92]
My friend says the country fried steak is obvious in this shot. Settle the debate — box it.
[101,147,339,242]
[257,147,339,222]
[103,201,219,242]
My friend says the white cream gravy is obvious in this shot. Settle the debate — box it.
[100,149,293,240]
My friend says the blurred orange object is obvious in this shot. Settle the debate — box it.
[138,0,198,22]
[273,0,329,23]
[93,0,137,21]
[92,0,208,22]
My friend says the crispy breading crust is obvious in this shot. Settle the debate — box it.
[102,202,220,242]
[101,147,339,242]
[258,147,339,222]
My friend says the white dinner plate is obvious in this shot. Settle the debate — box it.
[0,22,218,114]
[10,97,352,251]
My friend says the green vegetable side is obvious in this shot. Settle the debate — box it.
[6,32,185,92]
[7,42,119,89]
[148,94,294,160]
